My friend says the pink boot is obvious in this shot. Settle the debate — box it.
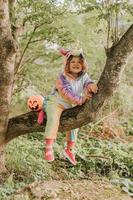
[63,141,77,165]
[64,148,77,165]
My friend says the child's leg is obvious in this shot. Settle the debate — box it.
[66,129,78,149]
[64,129,79,165]
[44,96,64,161]
[45,105,64,139]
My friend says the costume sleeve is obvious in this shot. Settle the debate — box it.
[83,73,94,89]
[82,73,95,95]
[56,74,83,105]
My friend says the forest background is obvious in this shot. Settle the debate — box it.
[0,0,133,199]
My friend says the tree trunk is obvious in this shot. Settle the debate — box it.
[0,0,16,172]
[0,145,7,173]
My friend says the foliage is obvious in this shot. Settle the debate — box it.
[64,0,133,52]
[12,0,74,97]
[0,126,132,198]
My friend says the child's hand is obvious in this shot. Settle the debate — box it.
[86,83,98,94]
[82,94,92,103]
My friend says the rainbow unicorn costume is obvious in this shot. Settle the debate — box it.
[43,48,94,165]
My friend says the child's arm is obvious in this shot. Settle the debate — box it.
[56,75,84,105]
[83,74,98,95]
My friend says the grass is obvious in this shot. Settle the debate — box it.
[0,125,132,199]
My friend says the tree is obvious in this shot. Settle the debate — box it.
[12,0,74,95]
[0,0,133,173]
[6,23,133,142]
[0,0,17,172]
[0,0,73,172]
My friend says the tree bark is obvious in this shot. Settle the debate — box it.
[0,0,16,141]
[0,0,16,172]
[5,24,133,144]
[0,145,7,173]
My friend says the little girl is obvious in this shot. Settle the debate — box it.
[43,48,98,165]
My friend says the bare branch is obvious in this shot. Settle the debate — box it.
[14,26,37,75]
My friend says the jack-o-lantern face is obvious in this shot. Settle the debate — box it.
[27,95,44,111]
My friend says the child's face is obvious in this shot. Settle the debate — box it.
[69,57,83,74]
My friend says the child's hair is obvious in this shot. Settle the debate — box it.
[65,54,86,75]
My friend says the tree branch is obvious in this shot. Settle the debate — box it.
[14,26,37,75]
[5,24,133,144]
